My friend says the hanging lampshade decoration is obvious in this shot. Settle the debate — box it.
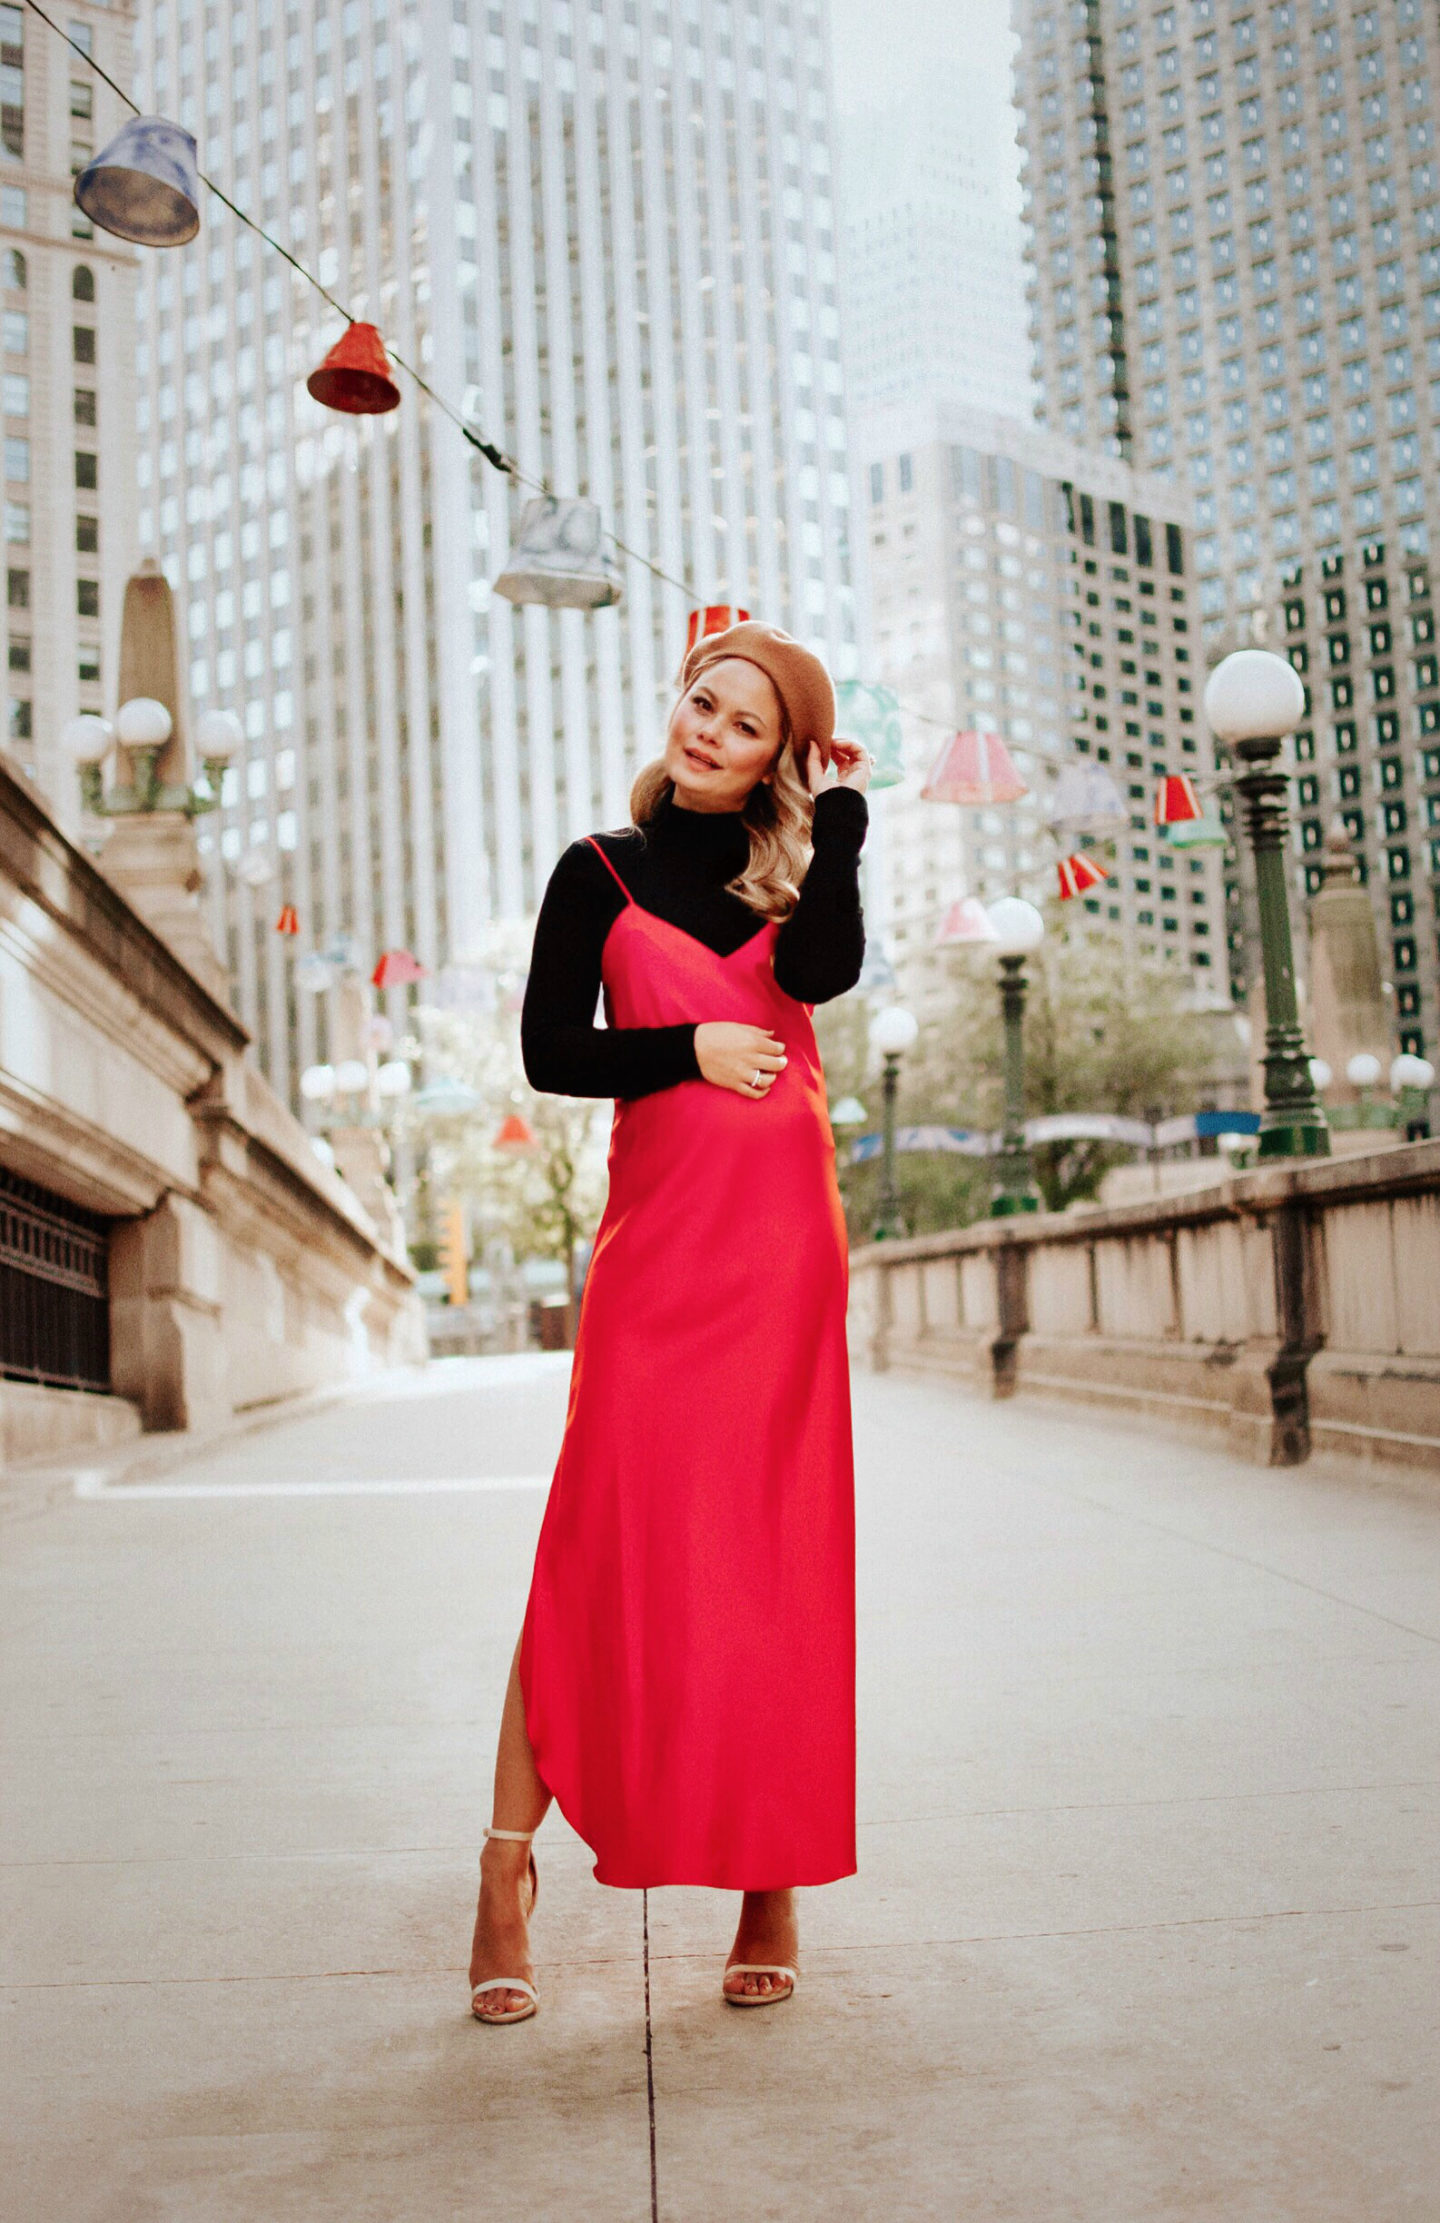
[835,681,906,790]
[685,604,751,654]
[1164,812,1229,851]
[1154,772,1203,826]
[74,117,200,247]
[492,1111,539,1151]
[1056,851,1110,900]
[492,495,622,610]
[1045,759,1128,837]
[275,904,300,936]
[295,953,336,995]
[371,947,426,989]
[920,728,1028,805]
[934,896,1000,946]
[306,321,401,415]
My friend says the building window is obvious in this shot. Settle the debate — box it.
[7,632,26,671]
[74,450,96,490]
[76,577,98,618]
[1,369,24,415]
[898,452,913,494]
[3,432,25,480]
[72,324,94,365]
[75,513,97,554]
[1,247,24,291]
[5,566,25,607]
[71,265,94,303]
[6,695,31,740]
[3,497,25,540]
[868,460,882,505]
[77,642,99,684]
[73,386,95,427]
[1,2,24,164]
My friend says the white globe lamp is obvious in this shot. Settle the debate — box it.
[299,1063,337,1103]
[869,1005,919,1057]
[61,713,113,767]
[1203,650,1306,747]
[375,1059,412,1099]
[194,708,243,764]
[985,896,1046,954]
[1346,1052,1382,1089]
[114,695,174,748]
[1391,1053,1435,1093]
[333,1058,369,1095]
[1307,1057,1333,1092]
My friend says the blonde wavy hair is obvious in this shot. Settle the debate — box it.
[628,719,814,921]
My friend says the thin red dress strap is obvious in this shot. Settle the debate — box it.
[584,836,635,906]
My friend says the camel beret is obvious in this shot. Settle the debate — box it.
[678,622,836,770]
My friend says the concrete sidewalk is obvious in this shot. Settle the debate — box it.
[2,1355,1436,2221]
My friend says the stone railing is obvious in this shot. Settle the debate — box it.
[848,1139,1440,1473]
[0,758,423,1458]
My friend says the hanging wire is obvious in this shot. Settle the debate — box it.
[34,0,973,733]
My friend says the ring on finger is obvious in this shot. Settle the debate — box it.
[751,1067,763,1089]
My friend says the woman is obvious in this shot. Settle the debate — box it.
[468,621,871,2023]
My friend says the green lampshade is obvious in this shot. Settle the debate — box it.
[1164,812,1228,850]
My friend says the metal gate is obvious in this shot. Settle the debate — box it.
[0,1166,111,1393]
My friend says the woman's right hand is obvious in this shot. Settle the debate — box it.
[694,1021,787,1099]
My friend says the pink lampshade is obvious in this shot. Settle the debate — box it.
[371,947,427,989]
[934,896,1000,946]
[921,728,1029,805]
[1056,851,1110,900]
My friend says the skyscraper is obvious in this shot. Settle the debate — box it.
[857,398,1225,1027]
[131,0,854,1098]
[837,68,1033,423]
[1012,0,1440,1054]
[0,0,137,810]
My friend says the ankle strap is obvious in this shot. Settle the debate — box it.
[483,1826,536,1843]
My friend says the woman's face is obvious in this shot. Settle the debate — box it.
[664,658,784,813]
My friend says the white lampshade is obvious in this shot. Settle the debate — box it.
[1391,1053,1436,1092]
[829,1094,868,1126]
[375,1058,412,1098]
[1346,1052,1383,1088]
[1203,650,1306,745]
[1307,1057,1333,1091]
[333,1058,369,1094]
[236,849,275,888]
[986,896,1046,954]
[869,1005,919,1056]
[195,708,243,763]
[61,713,114,767]
[114,695,174,748]
[299,1062,336,1102]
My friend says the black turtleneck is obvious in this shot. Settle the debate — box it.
[521,784,868,1101]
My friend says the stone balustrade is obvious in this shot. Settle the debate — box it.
[848,1139,1440,1473]
[0,758,423,1461]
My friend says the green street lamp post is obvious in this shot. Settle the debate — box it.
[987,896,1046,1217]
[868,1004,918,1240]
[1204,650,1329,1160]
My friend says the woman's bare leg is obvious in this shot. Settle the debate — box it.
[469,1634,552,2019]
[724,1889,799,2000]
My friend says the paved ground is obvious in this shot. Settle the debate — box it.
[2,1354,1437,2223]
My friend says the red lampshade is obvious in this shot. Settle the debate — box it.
[307,321,401,415]
[934,896,999,946]
[1154,773,1202,826]
[371,947,426,989]
[1056,851,1110,900]
[685,603,751,654]
[275,904,300,935]
[921,729,1028,805]
[492,1112,539,1151]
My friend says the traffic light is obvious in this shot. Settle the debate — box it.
[437,1198,468,1307]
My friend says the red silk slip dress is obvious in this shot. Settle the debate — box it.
[517,837,857,1890]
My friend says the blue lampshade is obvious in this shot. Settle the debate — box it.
[74,117,200,247]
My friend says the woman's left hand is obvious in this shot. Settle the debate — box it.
[803,738,872,797]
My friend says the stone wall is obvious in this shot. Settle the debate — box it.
[0,760,423,1457]
[849,1139,1440,1473]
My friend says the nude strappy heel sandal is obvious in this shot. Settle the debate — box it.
[722,1961,798,2007]
[471,1826,540,2025]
